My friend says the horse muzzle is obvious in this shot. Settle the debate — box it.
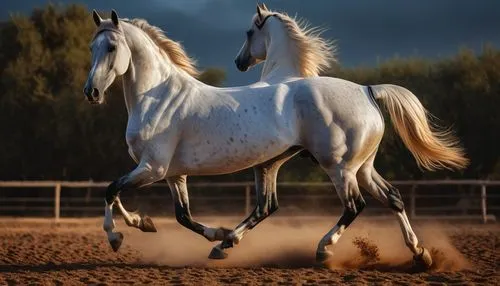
[83,85,102,104]
[235,58,250,72]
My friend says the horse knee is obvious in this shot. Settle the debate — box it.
[387,186,404,212]
[105,181,119,204]
[175,214,192,229]
[345,173,365,213]
[350,194,366,215]
[356,195,366,213]
[253,191,279,218]
[254,204,278,220]
[338,194,365,227]
[174,205,192,228]
[268,194,279,214]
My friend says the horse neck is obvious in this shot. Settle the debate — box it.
[121,25,198,117]
[260,25,301,83]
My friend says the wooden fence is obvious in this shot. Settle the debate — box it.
[0,180,498,223]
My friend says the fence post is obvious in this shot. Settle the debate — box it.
[410,185,416,219]
[54,183,61,223]
[481,185,487,224]
[245,185,251,215]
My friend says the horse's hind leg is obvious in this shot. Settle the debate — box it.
[167,175,232,243]
[209,147,302,259]
[357,158,433,269]
[316,166,366,263]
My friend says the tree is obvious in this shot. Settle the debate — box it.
[0,3,499,182]
[328,47,500,179]
[0,4,227,180]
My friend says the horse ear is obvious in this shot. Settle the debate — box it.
[256,4,263,19]
[111,9,119,26]
[92,9,102,27]
[260,3,269,11]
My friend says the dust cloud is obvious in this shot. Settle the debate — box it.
[127,217,469,272]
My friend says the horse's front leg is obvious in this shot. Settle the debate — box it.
[209,147,302,259]
[167,175,232,242]
[103,162,166,252]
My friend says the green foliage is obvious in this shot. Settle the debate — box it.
[329,46,500,179]
[0,4,498,181]
[0,4,226,180]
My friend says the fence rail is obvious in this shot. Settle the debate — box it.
[0,180,498,223]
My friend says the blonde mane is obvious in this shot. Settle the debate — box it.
[258,9,337,77]
[124,18,199,77]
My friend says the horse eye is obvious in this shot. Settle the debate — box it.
[108,45,116,53]
[246,30,254,38]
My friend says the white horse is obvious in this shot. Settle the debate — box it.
[84,10,467,268]
[234,3,471,266]
[236,3,335,85]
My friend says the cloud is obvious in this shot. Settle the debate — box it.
[151,0,254,31]
[151,0,211,16]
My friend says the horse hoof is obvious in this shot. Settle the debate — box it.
[413,247,433,270]
[109,232,124,252]
[139,216,157,232]
[208,246,228,259]
[316,250,333,264]
[214,227,232,241]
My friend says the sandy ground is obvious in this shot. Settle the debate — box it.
[0,217,497,285]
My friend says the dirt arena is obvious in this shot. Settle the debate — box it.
[0,217,497,285]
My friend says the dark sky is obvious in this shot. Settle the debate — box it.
[2,0,499,85]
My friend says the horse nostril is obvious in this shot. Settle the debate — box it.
[83,86,91,96]
[83,86,100,102]
[235,60,247,72]
[92,88,100,98]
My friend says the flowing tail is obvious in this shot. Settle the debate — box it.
[371,84,469,171]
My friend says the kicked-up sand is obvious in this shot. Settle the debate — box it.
[0,217,497,285]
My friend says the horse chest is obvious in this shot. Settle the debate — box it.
[125,133,146,163]
[125,129,163,163]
